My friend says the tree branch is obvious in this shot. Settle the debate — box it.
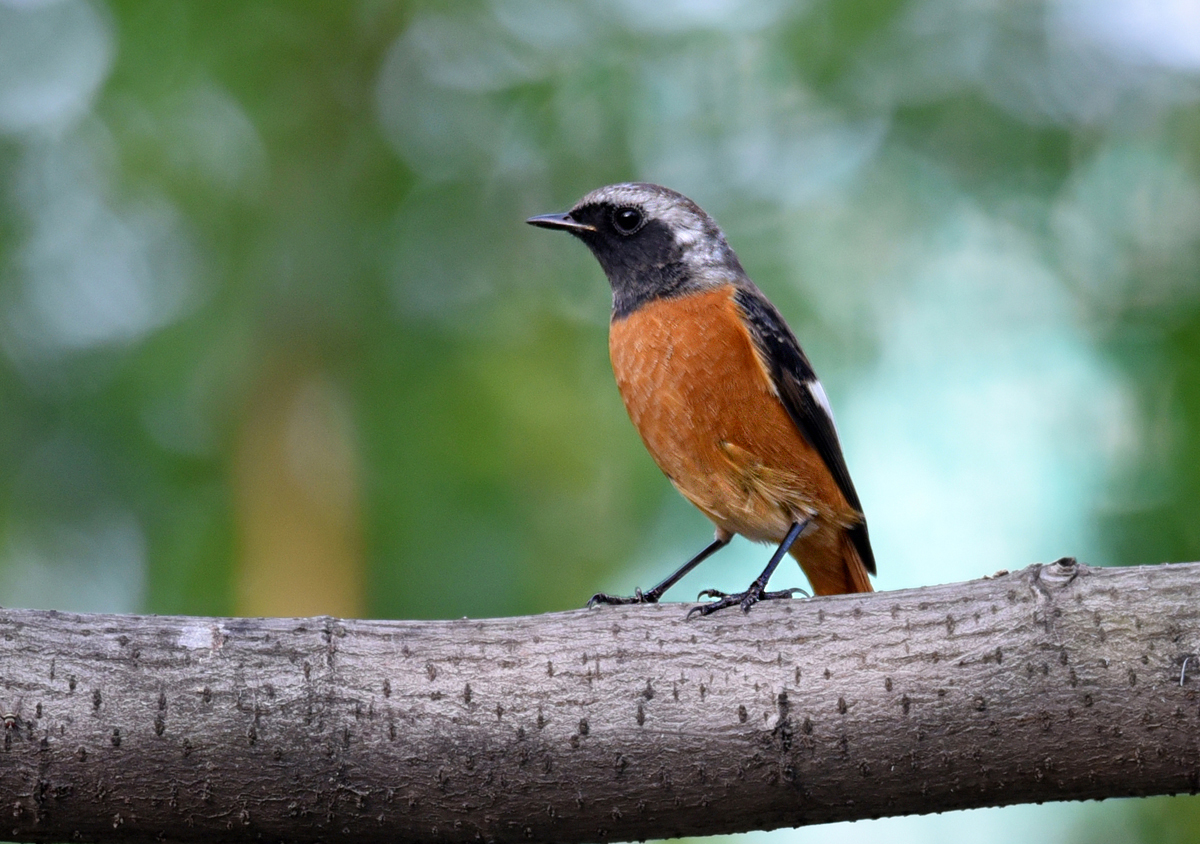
[1,559,1199,843]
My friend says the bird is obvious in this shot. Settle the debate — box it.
[527,183,875,616]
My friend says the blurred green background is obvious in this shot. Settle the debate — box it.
[2,0,1199,841]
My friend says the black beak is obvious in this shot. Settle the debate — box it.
[526,212,596,233]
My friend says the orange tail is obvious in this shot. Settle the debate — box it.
[790,529,874,596]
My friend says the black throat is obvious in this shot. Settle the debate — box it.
[609,260,702,319]
[576,218,704,320]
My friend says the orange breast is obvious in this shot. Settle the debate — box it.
[608,285,854,546]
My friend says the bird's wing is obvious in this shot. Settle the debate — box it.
[733,284,876,575]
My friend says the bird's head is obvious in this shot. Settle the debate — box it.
[527,183,745,317]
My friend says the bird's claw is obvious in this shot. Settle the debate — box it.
[587,587,657,608]
[687,586,807,619]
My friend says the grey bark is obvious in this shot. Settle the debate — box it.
[1,558,1198,844]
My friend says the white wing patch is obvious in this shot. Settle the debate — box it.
[806,379,838,430]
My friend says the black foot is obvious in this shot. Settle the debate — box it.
[587,588,657,608]
[688,586,807,618]
[686,520,810,619]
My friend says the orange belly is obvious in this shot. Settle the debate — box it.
[608,285,858,546]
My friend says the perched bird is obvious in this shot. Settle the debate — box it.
[528,183,874,615]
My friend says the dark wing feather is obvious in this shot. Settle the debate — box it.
[734,285,876,575]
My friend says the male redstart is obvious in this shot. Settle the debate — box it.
[528,183,875,616]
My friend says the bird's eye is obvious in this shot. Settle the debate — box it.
[611,207,644,235]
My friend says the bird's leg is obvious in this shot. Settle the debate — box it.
[689,520,808,618]
[587,533,731,607]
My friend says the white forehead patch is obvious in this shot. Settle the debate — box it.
[574,183,733,268]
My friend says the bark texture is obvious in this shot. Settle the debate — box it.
[1,558,1199,844]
